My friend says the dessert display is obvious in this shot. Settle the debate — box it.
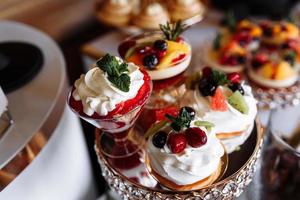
[119,21,191,80]
[95,0,133,27]
[248,50,300,88]
[184,67,257,153]
[145,107,226,191]
[259,20,300,46]
[132,2,170,30]
[68,53,152,157]
[203,18,262,73]
[167,0,204,22]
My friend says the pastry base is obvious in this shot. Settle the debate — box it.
[148,160,223,191]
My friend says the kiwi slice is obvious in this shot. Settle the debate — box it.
[227,91,249,114]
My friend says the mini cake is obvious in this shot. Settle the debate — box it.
[248,50,299,88]
[119,21,192,80]
[146,107,225,190]
[168,0,204,21]
[132,2,169,30]
[68,54,151,131]
[96,0,133,27]
[184,67,257,153]
[259,20,300,46]
[203,20,262,73]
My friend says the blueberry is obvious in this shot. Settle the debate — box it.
[180,106,195,120]
[229,83,245,95]
[152,131,168,148]
[198,79,217,97]
[237,55,246,64]
[154,40,168,51]
[143,54,158,69]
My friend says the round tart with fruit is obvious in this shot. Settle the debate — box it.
[259,20,300,46]
[68,54,151,129]
[119,21,192,80]
[183,67,257,153]
[168,0,204,21]
[96,0,133,27]
[145,107,226,191]
[203,19,262,73]
[132,2,170,30]
[248,50,299,88]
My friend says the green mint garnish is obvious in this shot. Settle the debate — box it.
[194,121,215,131]
[284,50,296,66]
[223,11,237,32]
[211,70,230,85]
[213,33,222,50]
[96,54,130,92]
[165,107,194,131]
[160,20,185,41]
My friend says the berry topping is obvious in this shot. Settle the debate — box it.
[138,46,154,55]
[252,53,269,69]
[210,87,228,111]
[198,79,217,97]
[143,54,159,69]
[202,67,212,78]
[263,26,273,37]
[156,50,167,59]
[185,127,207,148]
[180,106,195,120]
[154,40,168,51]
[227,72,241,83]
[229,83,245,95]
[152,131,168,148]
[167,133,187,154]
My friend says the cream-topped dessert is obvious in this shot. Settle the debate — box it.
[132,2,169,30]
[68,54,151,132]
[146,107,226,190]
[119,21,191,80]
[184,67,257,153]
[96,0,133,27]
[168,0,204,21]
[248,50,299,88]
[204,19,262,73]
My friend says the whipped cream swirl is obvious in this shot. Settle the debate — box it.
[147,119,224,185]
[194,84,257,134]
[72,61,144,116]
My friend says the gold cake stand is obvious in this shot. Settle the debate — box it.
[94,119,264,200]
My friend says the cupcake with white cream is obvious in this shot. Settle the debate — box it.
[184,67,257,153]
[146,107,226,191]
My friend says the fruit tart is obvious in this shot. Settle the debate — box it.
[259,20,300,47]
[132,2,169,30]
[145,107,226,191]
[248,50,299,88]
[119,20,191,81]
[183,67,257,153]
[96,0,133,27]
[203,19,262,73]
[68,54,152,132]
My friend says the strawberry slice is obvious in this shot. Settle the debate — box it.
[210,87,228,111]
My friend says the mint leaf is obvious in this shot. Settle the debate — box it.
[213,33,222,50]
[165,107,194,131]
[211,70,229,85]
[96,54,131,92]
[96,54,118,75]
[108,74,130,92]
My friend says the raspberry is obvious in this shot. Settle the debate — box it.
[227,72,241,83]
[167,133,187,154]
[185,127,207,148]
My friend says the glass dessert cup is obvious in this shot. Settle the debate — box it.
[118,31,191,109]
[67,79,152,159]
[95,119,264,199]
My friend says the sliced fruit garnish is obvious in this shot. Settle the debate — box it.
[210,87,228,111]
[157,51,185,69]
[274,61,295,80]
[166,40,190,54]
[261,62,274,79]
[145,120,169,139]
[227,91,249,114]
[194,120,215,131]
